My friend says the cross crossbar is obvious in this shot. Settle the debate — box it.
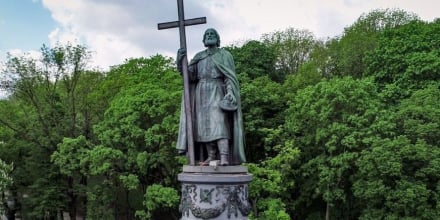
[158,17,206,30]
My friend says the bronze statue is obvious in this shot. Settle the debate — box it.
[176,28,245,166]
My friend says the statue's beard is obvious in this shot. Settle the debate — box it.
[204,39,218,47]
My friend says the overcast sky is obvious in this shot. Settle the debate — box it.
[0,0,439,70]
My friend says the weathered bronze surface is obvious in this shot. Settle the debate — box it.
[176,28,245,166]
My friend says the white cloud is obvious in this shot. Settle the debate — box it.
[40,0,212,69]
[48,27,81,46]
[86,33,145,69]
[35,0,439,70]
[42,0,131,69]
[6,49,41,60]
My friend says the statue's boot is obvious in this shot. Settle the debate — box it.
[219,139,229,166]
[199,143,216,166]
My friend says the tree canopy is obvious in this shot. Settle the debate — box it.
[1,8,439,220]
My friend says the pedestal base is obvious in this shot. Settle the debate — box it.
[178,165,252,220]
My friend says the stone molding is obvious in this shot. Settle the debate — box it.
[179,165,252,220]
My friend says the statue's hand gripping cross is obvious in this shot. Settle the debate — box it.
[158,0,206,166]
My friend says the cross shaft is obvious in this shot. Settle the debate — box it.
[157,0,206,166]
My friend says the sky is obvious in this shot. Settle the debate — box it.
[0,0,439,71]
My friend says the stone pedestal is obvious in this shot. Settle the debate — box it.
[178,165,252,220]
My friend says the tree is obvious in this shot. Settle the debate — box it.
[281,60,324,102]
[285,77,381,219]
[239,74,286,162]
[351,18,440,219]
[225,40,277,80]
[51,135,91,219]
[88,55,183,219]
[0,159,13,216]
[353,85,440,219]
[247,143,299,220]
[366,19,440,103]
[0,43,98,219]
[328,8,419,78]
[354,137,440,219]
[262,28,317,80]
[135,184,180,220]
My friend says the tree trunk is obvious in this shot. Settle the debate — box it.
[68,177,77,220]
[252,198,258,217]
[325,202,330,220]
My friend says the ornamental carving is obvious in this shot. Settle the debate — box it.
[180,184,251,219]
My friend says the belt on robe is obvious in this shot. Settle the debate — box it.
[198,78,224,82]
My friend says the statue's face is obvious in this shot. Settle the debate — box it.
[204,29,218,47]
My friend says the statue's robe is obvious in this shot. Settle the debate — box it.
[176,48,246,164]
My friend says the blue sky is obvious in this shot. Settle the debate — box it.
[0,0,54,52]
[0,0,439,70]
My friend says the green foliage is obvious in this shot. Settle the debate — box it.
[0,158,13,194]
[353,84,440,219]
[366,19,440,102]
[287,77,380,153]
[247,163,283,201]
[396,84,440,146]
[239,75,286,161]
[250,198,290,220]
[0,159,13,214]
[282,61,323,101]
[94,56,181,174]
[0,43,99,219]
[85,145,124,176]
[354,137,440,219]
[247,142,299,219]
[86,184,116,220]
[24,175,67,219]
[348,8,419,32]
[226,40,277,80]
[328,8,419,78]
[51,135,90,176]
[262,27,318,79]
[285,77,381,218]
[0,8,439,220]
[136,184,180,220]
[119,174,140,190]
[247,162,288,220]
[88,55,182,218]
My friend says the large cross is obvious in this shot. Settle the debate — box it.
[158,0,206,166]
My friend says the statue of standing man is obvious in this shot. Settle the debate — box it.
[176,28,245,166]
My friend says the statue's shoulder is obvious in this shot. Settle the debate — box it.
[219,48,232,56]
[218,48,233,60]
[193,50,208,60]
[190,50,208,65]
